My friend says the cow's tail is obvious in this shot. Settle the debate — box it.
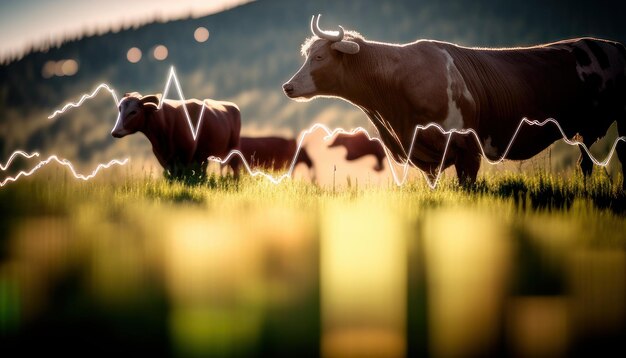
[230,105,242,151]
[228,105,242,177]
[616,43,626,190]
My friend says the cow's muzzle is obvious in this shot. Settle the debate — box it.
[282,83,295,97]
[111,128,128,138]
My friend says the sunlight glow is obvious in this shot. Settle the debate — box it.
[0,0,254,60]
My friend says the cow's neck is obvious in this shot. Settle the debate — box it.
[340,43,413,160]
[341,43,398,109]
[140,112,170,166]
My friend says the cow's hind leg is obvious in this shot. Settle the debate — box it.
[617,119,626,191]
[229,156,241,179]
[577,139,594,183]
[200,161,209,181]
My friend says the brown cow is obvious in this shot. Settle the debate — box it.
[283,15,626,188]
[231,136,314,174]
[329,132,386,171]
[111,92,241,179]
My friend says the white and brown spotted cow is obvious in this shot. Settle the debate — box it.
[283,15,626,188]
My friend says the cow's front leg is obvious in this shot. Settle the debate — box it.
[230,156,241,179]
[453,138,481,187]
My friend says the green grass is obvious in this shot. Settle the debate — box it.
[0,169,625,356]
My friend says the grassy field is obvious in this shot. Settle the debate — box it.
[1,167,625,357]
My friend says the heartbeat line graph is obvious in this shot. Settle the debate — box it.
[2,66,625,189]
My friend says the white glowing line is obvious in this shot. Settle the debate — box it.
[1,150,40,171]
[392,119,626,189]
[48,83,120,120]
[50,67,210,141]
[160,67,205,140]
[0,155,129,187]
[209,125,390,184]
[208,119,626,189]
[0,82,127,188]
[45,66,626,189]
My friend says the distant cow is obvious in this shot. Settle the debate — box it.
[231,136,314,174]
[329,132,386,171]
[111,92,241,179]
[283,15,626,188]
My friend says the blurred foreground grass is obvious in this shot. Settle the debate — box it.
[0,167,625,357]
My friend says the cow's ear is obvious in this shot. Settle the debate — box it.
[331,40,360,55]
[143,102,158,112]
[140,94,161,111]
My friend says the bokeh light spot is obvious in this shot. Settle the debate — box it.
[54,61,65,77]
[127,47,142,63]
[61,59,78,76]
[194,27,210,43]
[42,61,56,78]
[42,59,79,78]
[153,45,169,61]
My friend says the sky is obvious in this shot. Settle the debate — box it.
[0,0,253,58]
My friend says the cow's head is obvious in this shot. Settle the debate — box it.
[282,14,360,101]
[111,92,160,138]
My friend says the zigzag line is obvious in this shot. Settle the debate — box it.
[48,83,119,120]
[206,121,625,188]
[1,150,40,171]
[0,155,128,187]
[49,67,208,141]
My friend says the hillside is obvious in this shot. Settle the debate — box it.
[1,0,625,173]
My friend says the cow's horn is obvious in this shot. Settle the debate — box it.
[311,14,344,42]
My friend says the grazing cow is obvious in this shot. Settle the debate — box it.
[329,132,386,171]
[231,136,314,173]
[111,92,241,179]
[283,15,626,188]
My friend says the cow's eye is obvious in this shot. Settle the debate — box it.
[314,54,324,61]
[129,110,138,116]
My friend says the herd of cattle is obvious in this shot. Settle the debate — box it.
[112,15,626,189]
[111,92,387,179]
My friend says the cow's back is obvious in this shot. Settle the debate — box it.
[192,99,241,162]
[240,137,295,170]
[441,38,626,159]
[331,133,385,162]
